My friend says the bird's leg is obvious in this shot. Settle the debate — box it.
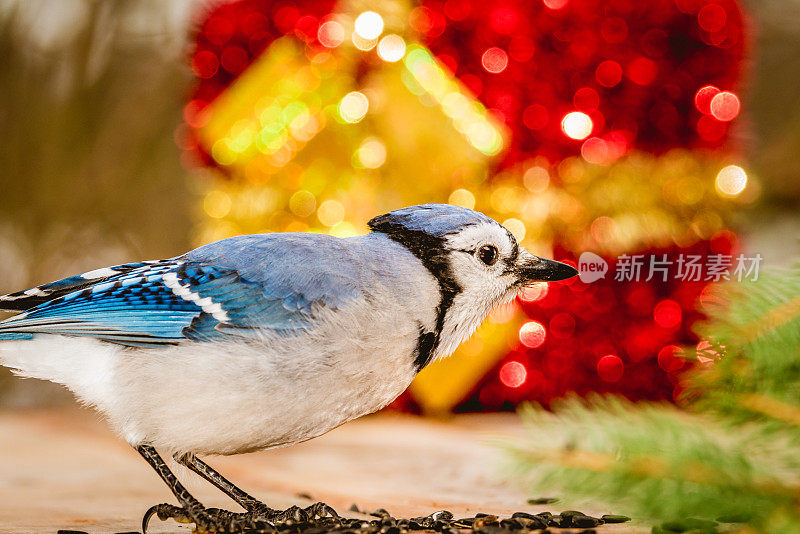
[176,452,270,513]
[177,453,339,523]
[137,444,263,533]
[136,444,211,531]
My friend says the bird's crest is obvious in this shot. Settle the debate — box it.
[368,204,497,239]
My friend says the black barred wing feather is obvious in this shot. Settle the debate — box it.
[0,261,170,312]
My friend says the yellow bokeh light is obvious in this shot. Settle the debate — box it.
[466,121,503,155]
[441,92,469,119]
[561,111,593,140]
[357,137,387,169]
[490,185,519,212]
[339,91,369,123]
[294,66,320,93]
[403,45,504,157]
[204,190,232,219]
[354,11,384,40]
[289,112,320,142]
[318,199,345,227]
[211,139,237,166]
[523,166,550,192]
[352,33,378,51]
[448,188,476,210]
[502,218,526,241]
[377,34,406,62]
[289,190,316,217]
[590,216,617,243]
[715,165,747,197]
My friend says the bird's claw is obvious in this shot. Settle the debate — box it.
[141,503,246,533]
[142,503,194,533]
[142,501,339,533]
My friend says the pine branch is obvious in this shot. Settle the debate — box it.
[686,266,800,433]
[504,397,800,530]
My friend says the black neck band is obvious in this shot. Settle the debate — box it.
[369,220,462,371]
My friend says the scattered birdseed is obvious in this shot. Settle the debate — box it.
[526,498,558,505]
[600,515,631,524]
[62,504,630,533]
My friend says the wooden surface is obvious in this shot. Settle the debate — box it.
[0,406,641,533]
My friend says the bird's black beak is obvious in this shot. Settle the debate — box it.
[516,250,578,282]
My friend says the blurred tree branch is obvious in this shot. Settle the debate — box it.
[0,0,195,289]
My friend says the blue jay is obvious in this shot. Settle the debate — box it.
[0,204,576,532]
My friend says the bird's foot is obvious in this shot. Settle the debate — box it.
[142,501,340,533]
[142,503,268,533]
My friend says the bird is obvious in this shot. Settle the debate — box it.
[0,203,577,533]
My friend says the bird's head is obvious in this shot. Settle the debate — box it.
[369,204,577,360]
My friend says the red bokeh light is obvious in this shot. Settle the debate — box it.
[654,299,682,329]
[694,85,720,114]
[519,321,546,348]
[443,0,472,21]
[481,47,509,73]
[658,345,685,372]
[273,5,300,33]
[710,91,740,121]
[192,50,220,79]
[294,15,319,42]
[626,57,658,86]
[519,283,549,302]
[184,100,209,129]
[597,354,624,382]
[698,4,727,33]
[205,16,235,45]
[522,104,549,130]
[220,46,249,74]
[499,361,527,388]
[581,137,609,164]
[543,0,569,10]
[595,60,623,88]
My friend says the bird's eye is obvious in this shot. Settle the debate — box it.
[477,245,498,266]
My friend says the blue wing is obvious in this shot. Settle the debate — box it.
[0,233,365,346]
